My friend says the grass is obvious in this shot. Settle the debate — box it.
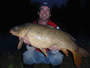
[0,51,90,68]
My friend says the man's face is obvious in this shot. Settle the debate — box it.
[38,6,51,21]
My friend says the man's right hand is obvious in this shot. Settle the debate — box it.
[19,37,30,45]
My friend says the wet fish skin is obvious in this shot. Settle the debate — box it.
[9,23,89,68]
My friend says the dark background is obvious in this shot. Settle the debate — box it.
[0,0,90,53]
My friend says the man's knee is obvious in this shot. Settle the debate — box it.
[23,50,35,64]
[48,51,64,65]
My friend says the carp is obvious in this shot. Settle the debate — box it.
[9,23,89,68]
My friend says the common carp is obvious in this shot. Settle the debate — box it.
[9,23,89,68]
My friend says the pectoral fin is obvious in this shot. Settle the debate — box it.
[40,48,48,57]
[61,49,68,56]
[72,51,82,68]
[17,38,24,50]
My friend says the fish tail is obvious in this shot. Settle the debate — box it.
[72,51,82,68]
[78,47,89,57]
[72,47,89,68]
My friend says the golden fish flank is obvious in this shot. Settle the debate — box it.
[9,23,89,68]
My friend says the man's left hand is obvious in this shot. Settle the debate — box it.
[49,45,60,51]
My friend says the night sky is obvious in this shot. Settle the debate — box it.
[0,0,90,53]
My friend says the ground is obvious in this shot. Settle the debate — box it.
[0,51,90,68]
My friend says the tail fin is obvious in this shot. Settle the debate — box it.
[78,47,89,57]
[72,51,81,68]
[71,47,89,68]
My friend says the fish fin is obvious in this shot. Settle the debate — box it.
[17,38,24,50]
[61,49,68,56]
[72,51,82,68]
[40,48,48,57]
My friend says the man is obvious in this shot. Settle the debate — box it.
[22,2,64,68]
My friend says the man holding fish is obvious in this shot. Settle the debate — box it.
[22,2,64,68]
[10,1,89,68]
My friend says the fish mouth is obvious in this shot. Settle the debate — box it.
[9,29,19,38]
[9,30,17,36]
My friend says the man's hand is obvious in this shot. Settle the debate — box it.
[19,37,30,45]
[49,45,60,51]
